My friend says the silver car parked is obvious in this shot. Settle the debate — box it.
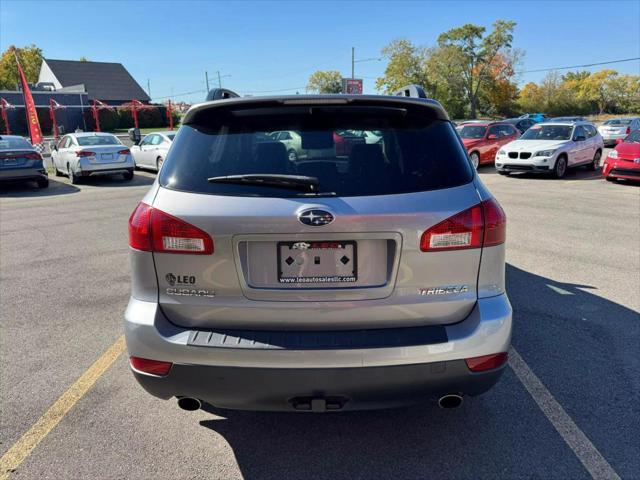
[51,132,134,184]
[125,87,512,412]
[130,131,176,171]
[597,118,640,146]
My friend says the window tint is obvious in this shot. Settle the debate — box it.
[573,126,586,140]
[585,125,597,138]
[159,107,473,198]
[459,125,487,139]
[521,125,573,141]
[0,136,32,150]
[76,135,121,146]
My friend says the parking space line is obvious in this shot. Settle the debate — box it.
[0,336,126,480]
[509,347,620,480]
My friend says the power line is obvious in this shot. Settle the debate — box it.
[151,89,206,101]
[518,57,640,74]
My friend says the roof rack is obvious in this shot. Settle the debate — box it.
[393,84,427,99]
[205,88,240,101]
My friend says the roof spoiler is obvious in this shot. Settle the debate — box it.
[205,88,240,101]
[393,85,427,99]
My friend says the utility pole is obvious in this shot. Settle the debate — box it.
[217,70,222,88]
[147,79,151,99]
[205,71,210,92]
[351,47,355,79]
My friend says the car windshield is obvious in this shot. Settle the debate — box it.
[459,125,487,139]
[604,119,632,126]
[0,137,32,150]
[76,135,121,146]
[520,125,573,141]
[624,130,640,143]
[159,105,473,198]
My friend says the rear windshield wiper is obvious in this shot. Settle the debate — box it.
[207,174,319,192]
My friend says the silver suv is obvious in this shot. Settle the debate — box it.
[125,87,512,412]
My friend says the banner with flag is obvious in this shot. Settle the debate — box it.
[16,54,44,151]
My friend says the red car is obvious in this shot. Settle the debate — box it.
[602,129,640,182]
[458,122,520,169]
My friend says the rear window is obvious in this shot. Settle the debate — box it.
[76,135,121,146]
[160,105,472,198]
[604,119,632,126]
[0,137,32,150]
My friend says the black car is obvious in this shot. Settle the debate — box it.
[502,117,535,135]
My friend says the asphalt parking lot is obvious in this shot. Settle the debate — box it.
[1,150,638,479]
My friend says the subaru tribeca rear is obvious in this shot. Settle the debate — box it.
[125,89,512,412]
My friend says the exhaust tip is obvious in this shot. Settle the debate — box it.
[438,394,463,409]
[177,397,202,411]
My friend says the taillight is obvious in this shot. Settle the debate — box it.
[465,352,508,372]
[24,152,42,160]
[420,199,506,252]
[76,151,95,157]
[128,202,214,254]
[482,198,507,247]
[130,356,172,376]
[118,149,131,155]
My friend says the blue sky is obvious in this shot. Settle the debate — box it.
[1,0,639,103]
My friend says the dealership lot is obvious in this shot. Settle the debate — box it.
[1,153,638,479]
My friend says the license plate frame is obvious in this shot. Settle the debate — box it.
[101,153,114,161]
[277,240,358,284]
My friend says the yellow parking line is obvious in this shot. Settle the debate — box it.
[0,336,126,480]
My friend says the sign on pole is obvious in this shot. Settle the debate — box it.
[342,78,363,94]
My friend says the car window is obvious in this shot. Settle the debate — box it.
[280,132,292,140]
[159,107,473,198]
[63,136,73,148]
[141,135,154,146]
[585,125,597,138]
[459,125,487,139]
[604,119,632,126]
[76,135,121,146]
[487,126,501,137]
[151,135,164,146]
[624,130,640,142]
[521,125,573,141]
[166,134,175,141]
[573,126,586,140]
[0,136,32,150]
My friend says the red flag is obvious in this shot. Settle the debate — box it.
[16,55,43,145]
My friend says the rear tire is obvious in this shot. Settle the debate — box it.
[123,170,134,181]
[553,155,567,179]
[498,171,510,176]
[470,152,480,169]
[287,150,298,162]
[54,163,62,177]
[589,150,601,171]
[156,157,164,172]
[37,177,49,189]
[68,165,79,185]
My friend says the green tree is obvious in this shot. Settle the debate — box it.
[79,56,90,62]
[437,20,516,118]
[306,70,342,94]
[0,45,43,90]
[577,69,621,114]
[375,39,429,94]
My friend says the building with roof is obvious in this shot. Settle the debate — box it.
[37,59,150,105]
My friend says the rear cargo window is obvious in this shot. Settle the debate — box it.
[160,105,472,198]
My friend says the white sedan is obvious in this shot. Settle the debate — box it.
[130,131,176,171]
[51,132,134,184]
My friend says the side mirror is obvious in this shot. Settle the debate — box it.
[574,135,586,142]
[487,134,498,140]
[128,127,141,145]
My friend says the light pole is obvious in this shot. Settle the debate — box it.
[351,47,382,79]
[216,71,232,88]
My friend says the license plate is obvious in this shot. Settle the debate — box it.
[277,241,357,284]
[3,159,17,166]
[101,153,114,160]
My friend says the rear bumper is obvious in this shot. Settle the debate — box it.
[0,168,47,182]
[124,293,512,411]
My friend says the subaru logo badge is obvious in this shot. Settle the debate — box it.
[298,209,334,226]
